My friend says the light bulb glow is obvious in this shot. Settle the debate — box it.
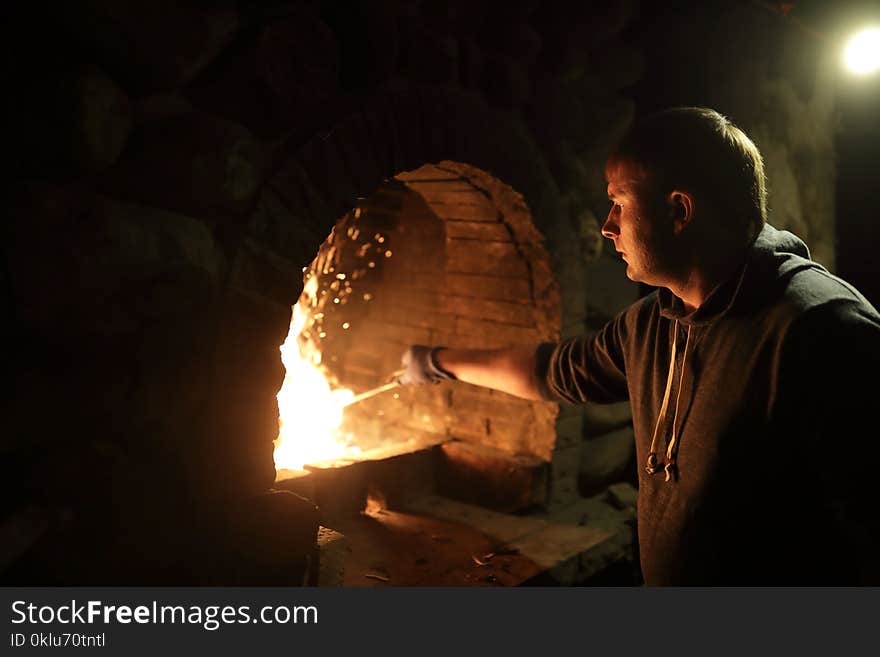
[844,27,880,75]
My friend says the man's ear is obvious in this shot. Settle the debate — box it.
[669,189,694,234]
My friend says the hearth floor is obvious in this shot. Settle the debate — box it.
[324,492,636,586]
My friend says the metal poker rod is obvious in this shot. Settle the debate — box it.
[340,369,405,408]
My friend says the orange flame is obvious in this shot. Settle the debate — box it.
[274,279,356,472]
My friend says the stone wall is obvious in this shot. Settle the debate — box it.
[4,0,646,582]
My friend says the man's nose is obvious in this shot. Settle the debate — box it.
[601,208,619,239]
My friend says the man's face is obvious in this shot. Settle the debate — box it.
[602,161,675,286]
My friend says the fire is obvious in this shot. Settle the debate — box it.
[274,278,357,472]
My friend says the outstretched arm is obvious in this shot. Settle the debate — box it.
[399,345,547,401]
[435,346,544,400]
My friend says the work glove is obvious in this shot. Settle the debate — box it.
[398,345,456,385]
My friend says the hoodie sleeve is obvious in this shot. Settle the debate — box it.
[780,300,880,583]
[534,307,630,404]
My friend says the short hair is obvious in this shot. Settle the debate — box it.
[607,107,767,240]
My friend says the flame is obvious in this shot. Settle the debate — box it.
[274,289,356,472]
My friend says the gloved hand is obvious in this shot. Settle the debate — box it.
[398,345,456,385]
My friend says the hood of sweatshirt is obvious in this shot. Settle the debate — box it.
[657,223,818,326]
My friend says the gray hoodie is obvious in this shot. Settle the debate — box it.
[537,224,880,584]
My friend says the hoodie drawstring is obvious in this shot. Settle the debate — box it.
[646,321,678,475]
[645,320,692,482]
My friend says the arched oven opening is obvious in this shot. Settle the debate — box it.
[274,162,561,517]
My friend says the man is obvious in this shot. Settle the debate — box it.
[399,107,880,585]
